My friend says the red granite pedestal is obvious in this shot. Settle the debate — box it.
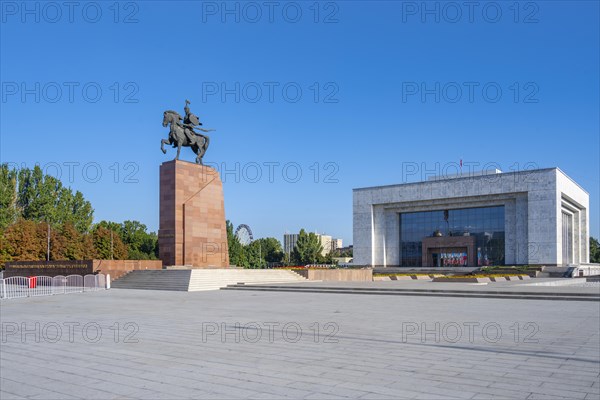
[158,160,229,267]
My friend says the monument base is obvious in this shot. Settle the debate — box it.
[158,160,229,268]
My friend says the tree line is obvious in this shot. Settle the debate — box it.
[0,165,158,267]
[227,224,337,267]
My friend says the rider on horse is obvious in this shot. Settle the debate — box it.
[161,100,216,164]
[180,99,202,144]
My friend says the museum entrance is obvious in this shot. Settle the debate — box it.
[422,236,476,267]
[429,247,468,267]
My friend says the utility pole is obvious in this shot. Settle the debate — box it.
[47,222,50,261]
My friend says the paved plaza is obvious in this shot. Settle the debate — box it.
[1,288,599,399]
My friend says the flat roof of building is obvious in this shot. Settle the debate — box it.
[353,167,588,194]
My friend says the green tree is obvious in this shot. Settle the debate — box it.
[0,164,18,229]
[139,231,159,259]
[255,237,284,263]
[57,190,94,233]
[17,166,59,224]
[590,237,600,263]
[245,240,264,268]
[226,220,246,267]
[120,220,158,259]
[291,229,323,265]
[322,251,336,264]
[15,166,93,232]
[120,220,147,251]
[95,220,158,259]
[96,220,122,232]
[338,248,353,258]
[231,237,285,269]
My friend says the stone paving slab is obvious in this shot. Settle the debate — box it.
[1,289,599,399]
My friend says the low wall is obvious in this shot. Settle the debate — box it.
[295,269,373,281]
[93,260,163,280]
[576,264,600,277]
[3,260,93,278]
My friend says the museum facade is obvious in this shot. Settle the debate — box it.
[353,168,589,268]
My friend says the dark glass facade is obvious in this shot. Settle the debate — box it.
[400,206,505,267]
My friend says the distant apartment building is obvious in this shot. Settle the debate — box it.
[332,239,343,252]
[283,234,300,256]
[319,235,332,256]
[284,232,343,257]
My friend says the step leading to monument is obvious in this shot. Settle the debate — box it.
[111,269,307,291]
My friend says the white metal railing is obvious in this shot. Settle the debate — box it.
[3,276,29,299]
[96,274,106,290]
[65,274,84,294]
[84,274,99,292]
[0,274,109,300]
[52,275,66,295]
[29,276,52,297]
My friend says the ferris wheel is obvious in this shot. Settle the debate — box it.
[235,224,254,245]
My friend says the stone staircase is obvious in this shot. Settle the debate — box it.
[536,266,575,278]
[111,269,308,291]
[188,269,307,291]
[111,270,192,291]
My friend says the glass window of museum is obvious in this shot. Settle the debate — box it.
[400,206,505,267]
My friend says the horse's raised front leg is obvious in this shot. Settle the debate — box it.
[161,139,169,154]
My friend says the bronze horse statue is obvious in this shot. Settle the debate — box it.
[161,110,213,164]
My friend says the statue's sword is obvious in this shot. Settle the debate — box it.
[193,128,216,133]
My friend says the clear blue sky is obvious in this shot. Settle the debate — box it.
[1,1,599,245]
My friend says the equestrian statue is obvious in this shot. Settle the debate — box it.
[161,100,215,164]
